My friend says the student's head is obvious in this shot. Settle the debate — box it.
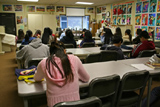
[115,27,122,37]
[82,29,86,34]
[139,31,150,42]
[112,35,123,47]
[47,41,73,83]
[18,29,24,40]
[43,27,52,36]
[42,27,52,44]
[136,29,142,36]
[125,29,132,42]
[65,29,74,39]
[84,30,92,40]
[104,28,113,44]
[25,30,33,42]
[34,30,41,38]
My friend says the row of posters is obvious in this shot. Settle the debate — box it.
[113,3,132,15]
[2,5,64,12]
[112,15,131,25]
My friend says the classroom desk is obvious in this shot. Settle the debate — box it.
[76,40,102,46]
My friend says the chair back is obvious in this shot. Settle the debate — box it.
[28,58,43,67]
[123,41,132,45]
[82,42,95,48]
[154,41,160,48]
[64,44,74,48]
[116,70,149,107]
[88,75,120,107]
[54,96,102,107]
[138,50,156,57]
[100,50,118,62]
[85,53,101,63]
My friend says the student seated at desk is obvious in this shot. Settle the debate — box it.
[34,42,90,107]
[17,29,24,43]
[123,29,132,44]
[16,38,49,68]
[132,31,155,58]
[102,28,114,44]
[60,29,77,48]
[114,27,122,37]
[80,30,95,47]
[133,28,142,44]
[80,28,86,39]
[42,27,54,44]
[21,30,35,45]
[33,30,41,38]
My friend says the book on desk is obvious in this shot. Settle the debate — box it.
[145,62,160,69]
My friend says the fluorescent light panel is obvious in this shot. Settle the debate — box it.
[17,0,38,2]
[75,2,93,5]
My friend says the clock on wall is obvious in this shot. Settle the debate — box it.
[107,11,110,17]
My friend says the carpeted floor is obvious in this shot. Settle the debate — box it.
[0,46,160,107]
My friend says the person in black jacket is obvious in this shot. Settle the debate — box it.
[133,29,142,44]
[60,29,77,48]
[80,29,86,39]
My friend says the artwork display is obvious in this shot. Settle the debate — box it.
[46,6,55,12]
[127,3,132,14]
[122,4,126,14]
[36,6,45,12]
[157,13,160,26]
[87,7,94,13]
[102,13,106,20]
[117,16,121,25]
[27,6,35,12]
[141,26,148,31]
[17,16,23,24]
[102,6,106,13]
[97,7,102,14]
[148,27,155,38]
[113,16,117,25]
[142,1,149,13]
[135,14,141,25]
[149,0,157,12]
[148,14,156,26]
[121,15,126,25]
[156,27,160,39]
[127,15,131,25]
[142,14,148,26]
[2,5,12,11]
[136,2,142,13]
[113,5,117,15]
[157,0,160,12]
[56,6,64,12]
[14,5,22,11]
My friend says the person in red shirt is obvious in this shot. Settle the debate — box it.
[132,31,155,58]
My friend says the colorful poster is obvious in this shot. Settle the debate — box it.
[56,15,60,26]
[27,6,35,12]
[102,6,106,13]
[149,0,157,12]
[142,14,148,26]
[142,1,149,13]
[2,5,12,11]
[14,5,22,11]
[157,13,160,26]
[136,2,142,13]
[122,4,126,14]
[56,6,64,12]
[36,6,45,12]
[46,6,55,12]
[127,3,132,14]
[148,13,156,26]
[102,13,106,20]
[141,26,148,31]
[157,0,160,12]
[117,5,122,15]
[127,15,131,25]
[121,15,126,25]
[135,14,141,25]
[97,7,101,14]
[17,16,23,24]
[87,7,94,13]
[113,5,117,15]
[107,18,111,24]
[148,27,155,38]
[117,16,121,25]
[156,27,160,40]
[113,16,117,25]
[135,26,141,36]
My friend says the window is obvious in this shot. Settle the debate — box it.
[60,15,89,30]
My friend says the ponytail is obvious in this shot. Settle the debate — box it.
[25,30,33,42]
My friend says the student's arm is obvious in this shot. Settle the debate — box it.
[100,35,105,43]
[34,60,45,81]
[80,40,84,48]
[132,43,142,57]
[76,56,90,82]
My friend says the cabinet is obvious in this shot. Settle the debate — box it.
[90,23,99,37]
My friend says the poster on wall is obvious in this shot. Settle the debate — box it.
[86,7,94,14]
[56,6,64,12]
[102,6,106,13]
[2,5,12,11]
[148,13,156,26]
[14,5,22,11]
[121,15,126,25]
[27,6,35,12]
[117,5,123,15]
[36,6,45,12]
[56,15,60,26]
[142,14,148,26]
[127,15,131,25]
[135,26,141,36]
[148,27,155,38]
[127,3,132,14]
[117,16,121,25]
[122,4,127,14]
[157,13,160,26]
[17,16,23,24]
[142,1,149,13]
[157,0,160,12]
[141,26,148,31]
[102,13,106,20]
[156,27,160,40]
[149,0,157,12]
[46,6,55,12]
[113,5,117,15]
[136,2,142,13]
[113,16,117,25]
[135,14,141,25]
[107,18,111,24]
[97,7,102,14]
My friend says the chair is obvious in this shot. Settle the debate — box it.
[154,41,160,48]
[28,58,44,67]
[138,50,156,58]
[81,42,95,48]
[122,41,132,45]
[116,70,149,107]
[88,75,120,107]
[64,44,74,48]
[100,50,118,62]
[54,96,102,107]
[85,53,101,63]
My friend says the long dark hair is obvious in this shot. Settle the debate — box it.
[136,29,142,36]
[114,27,122,37]
[34,30,41,38]
[104,28,113,44]
[46,42,74,83]
[84,30,92,40]
[42,27,52,44]
[18,29,24,40]
[65,29,74,39]
[25,30,32,42]
[125,29,132,43]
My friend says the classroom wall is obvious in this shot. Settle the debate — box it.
[0,3,96,35]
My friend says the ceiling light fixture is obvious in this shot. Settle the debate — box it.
[75,2,94,5]
[17,0,39,2]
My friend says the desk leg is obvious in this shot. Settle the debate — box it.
[23,98,28,107]
[147,77,152,107]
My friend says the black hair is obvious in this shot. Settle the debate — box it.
[18,29,24,40]
[139,31,150,39]
[25,30,32,42]
[136,29,142,36]
[112,35,123,44]
[114,27,122,37]
[82,29,86,32]
[84,30,92,40]
[65,29,74,39]
[42,27,52,44]
[125,29,132,43]
[104,28,113,44]
[34,30,41,38]
[46,41,73,83]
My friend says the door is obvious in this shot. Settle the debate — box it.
[0,13,16,35]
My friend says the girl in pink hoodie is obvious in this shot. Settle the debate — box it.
[34,42,90,107]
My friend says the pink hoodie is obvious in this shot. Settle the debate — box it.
[34,55,90,107]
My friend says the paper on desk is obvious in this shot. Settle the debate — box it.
[131,64,154,70]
